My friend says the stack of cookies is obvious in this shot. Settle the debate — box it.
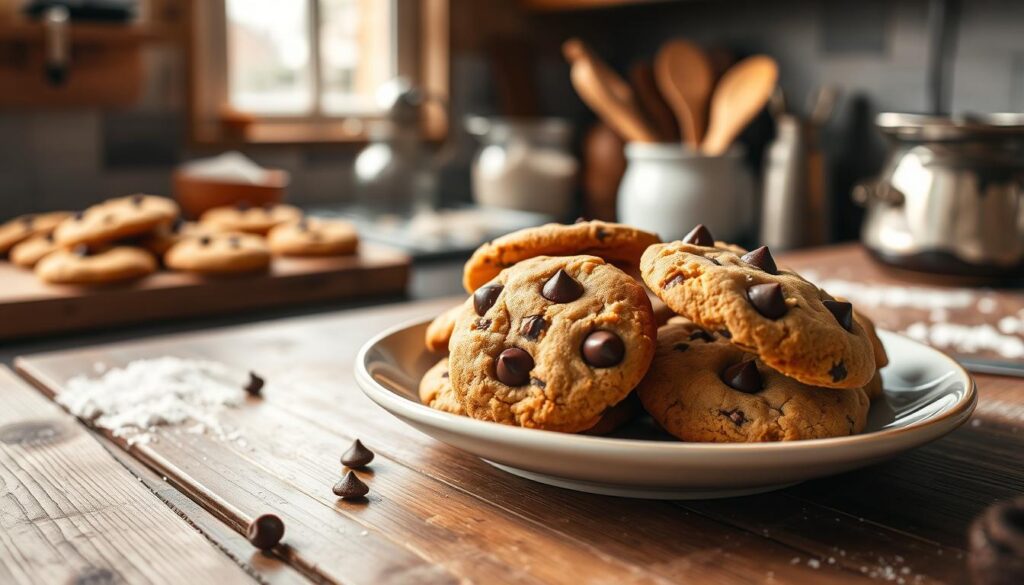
[0,196,359,285]
[420,219,888,443]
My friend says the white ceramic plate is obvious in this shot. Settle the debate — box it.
[356,318,977,499]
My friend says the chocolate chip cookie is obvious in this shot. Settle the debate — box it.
[200,203,302,235]
[637,320,870,442]
[0,211,72,254]
[140,220,219,256]
[9,233,59,268]
[35,245,157,285]
[419,357,466,415]
[448,255,657,432]
[54,195,178,247]
[462,219,660,292]
[425,304,462,352]
[164,232,271,274]
[267,218,358,257]
[641,230,876,388]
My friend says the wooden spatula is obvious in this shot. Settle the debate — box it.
[654,39,713,148]
[564,39,658,143]
[701,55,779,156]
[629,61,679,142]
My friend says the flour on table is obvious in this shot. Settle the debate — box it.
[57,356,249,445]
[799,272,978,310]
[902,322,1024,359]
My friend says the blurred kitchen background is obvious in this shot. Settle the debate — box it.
[1,0,1022,258]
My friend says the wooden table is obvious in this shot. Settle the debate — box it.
[2,244,1022,584]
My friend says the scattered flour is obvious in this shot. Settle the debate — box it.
[57,356,249,445]
[902,322,1024,359]
[799,272,978,311]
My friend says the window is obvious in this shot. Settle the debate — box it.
[188,0,447,144]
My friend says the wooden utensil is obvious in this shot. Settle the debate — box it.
[654,39,713,148]
[701,55,779,156]
[563,39,658,143]
[629,61,679,142]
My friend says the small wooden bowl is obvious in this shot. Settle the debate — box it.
[173,169,290,219]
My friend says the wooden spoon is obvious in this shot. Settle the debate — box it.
[654,39,713,148]
[563,39,658,143]
[701,55,779,156]
[629,61,679,142]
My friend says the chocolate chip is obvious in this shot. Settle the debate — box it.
[333,471,369,499]
[719,408,747,426]
[244,372,264,396]
[582,330,625,368]
[682,224,714,246]
[530,377,546,388]
[441,371,449,378]
[689,330,714,342]
[830,361,847,382]
[721,360,762,393]
[44,233,54,243]
[520,315,547,340]
[596,227,608,241]
[496,347,533,386]
[673,343,689,352]
[741,246,778,274]
[823,300,853,331]
[72,244,90,257]
[131,194,144,206]
[665,274,685,289]
[474,318,491,330]
[199,236,212,246]
[73,211,85,221]
[542,269,583,303]
[340,439,374,468]
[747,283,787,319]
[718,329,732,339]
[473,284,503,316]
[247,514,285,550]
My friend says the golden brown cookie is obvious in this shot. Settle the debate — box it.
[35,245,156,285]
[462,219,660,292]
[9,233,59,268]
[425,304,462,352]
[418,357,466,415]
[637,320,870,442]
[581,392,642,435]
[448,255,657,433]
[200,203,302,235]
[854,310,889,401]
[641,229,876,389]
[164,232,271,274]
[0,211,71,254]
[139,220,220,256]
[54,195,178,247]
[267,218,358,257]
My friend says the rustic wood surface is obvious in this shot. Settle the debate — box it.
[0,365,254,585]
[0,243,409,341]
[6,244,1024,584]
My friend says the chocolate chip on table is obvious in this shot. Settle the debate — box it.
[542,269,584,303]
[496,347,534,386]
[247,513,285,551]
[741,246,779,274]
[582,330,625,367]
[340,439,375,468]
[718,329,732,339]
[72,244,90,257]
[747,283,787,319]
[333,470,369,499]
[682,224,714,246]
[520,315,547,340]
[829,361,847,382]
[823,299,853,331]
[244,372,264,396]
[473,284,503,316]
[721,360,762,393]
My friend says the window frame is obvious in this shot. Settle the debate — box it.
[186,0,448,146]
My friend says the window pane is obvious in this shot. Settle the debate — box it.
[226,0,313,115]
[319,0,395,115]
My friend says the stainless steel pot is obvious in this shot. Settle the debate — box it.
[855,113,1024,277]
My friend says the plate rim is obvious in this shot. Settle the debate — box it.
[356,315,978,454]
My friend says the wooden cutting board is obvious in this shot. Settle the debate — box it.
[0,243,410,341]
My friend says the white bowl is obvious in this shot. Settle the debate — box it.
[356,318,977,499]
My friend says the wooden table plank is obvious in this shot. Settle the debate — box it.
[0,366,254,585]
[0,243,409,341]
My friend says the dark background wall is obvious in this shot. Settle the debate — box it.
[1,0,1022,240]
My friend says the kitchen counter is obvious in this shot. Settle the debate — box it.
[0,246,1021,584]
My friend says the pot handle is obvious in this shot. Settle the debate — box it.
[852,180,905,206]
